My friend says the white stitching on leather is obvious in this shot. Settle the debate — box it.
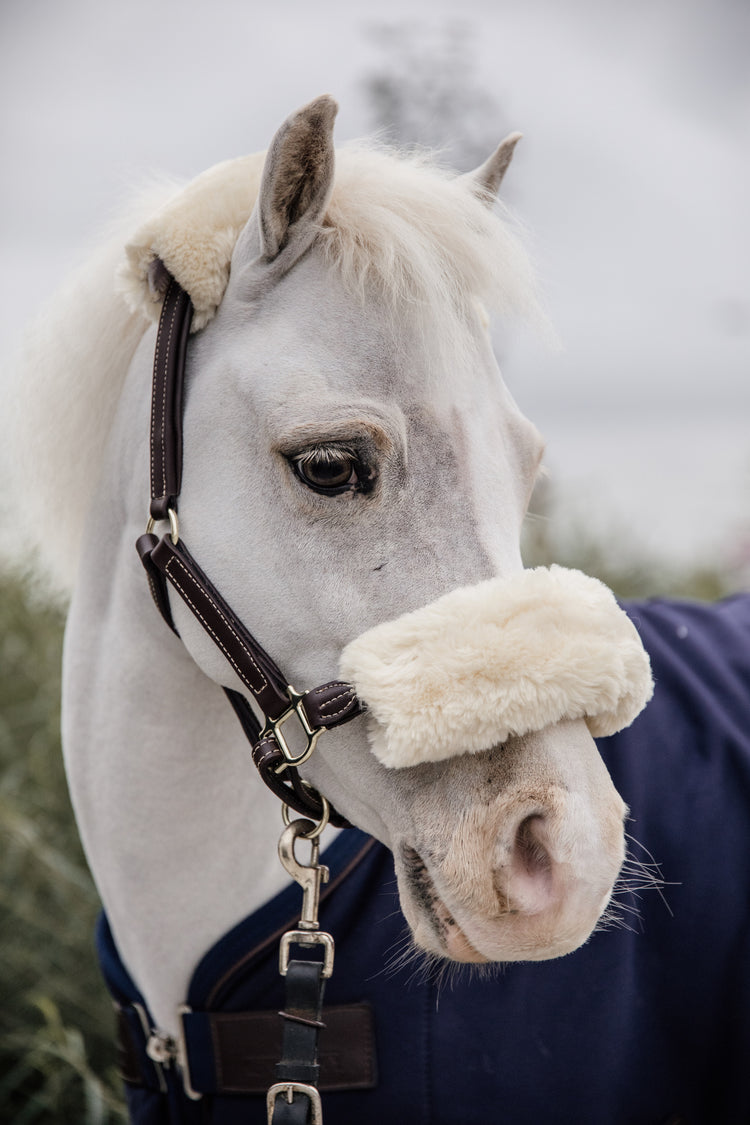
[315,687,355,721]
[164,555,268,696]
[151,287,180,500]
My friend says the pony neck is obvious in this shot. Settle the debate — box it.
[61,339,294,1035]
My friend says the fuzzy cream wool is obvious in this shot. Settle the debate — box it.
[339,565,653,769]
[119,155,265,332]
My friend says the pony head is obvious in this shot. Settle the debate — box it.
[116,96,652,963]
[10,96,651,977]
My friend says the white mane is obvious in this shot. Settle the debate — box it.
[2,143,541,599]
[323,145,539,329]
[0,181,182,599]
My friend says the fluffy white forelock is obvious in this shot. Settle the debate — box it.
[118,144,542,335]
[339,565,654,769]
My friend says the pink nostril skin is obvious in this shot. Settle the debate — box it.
[495,814,555,915]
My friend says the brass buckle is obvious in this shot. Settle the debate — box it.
[266,1082,323,1125]
[264,686,324,773]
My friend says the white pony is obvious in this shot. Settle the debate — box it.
[4,96,651,1072]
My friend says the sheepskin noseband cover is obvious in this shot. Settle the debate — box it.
[339,565,653,769]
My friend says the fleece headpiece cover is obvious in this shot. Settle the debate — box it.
[339,565,653,769]
[119,154,265,332]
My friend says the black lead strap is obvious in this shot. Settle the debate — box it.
[272,959,327,1123]
[270,820,335,1125]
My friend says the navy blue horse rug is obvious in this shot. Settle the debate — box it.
[100,595,750,1125]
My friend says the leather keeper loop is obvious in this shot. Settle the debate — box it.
[251,734,351,829]
[149,495,176,522]
[148,534,364,736]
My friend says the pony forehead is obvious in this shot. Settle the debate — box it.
[118,144,541,334]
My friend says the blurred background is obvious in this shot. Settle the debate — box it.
[1,0,748,1119]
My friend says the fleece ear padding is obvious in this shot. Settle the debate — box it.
[339,565,653,769]
[118,154,265,332]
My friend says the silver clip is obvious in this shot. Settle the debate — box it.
[277,819,335,979]
[278,819,329,931]
[145,1031,176,1068]
[279,928,335,980]
[175,1005,203,1101]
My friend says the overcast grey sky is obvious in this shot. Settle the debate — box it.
[1,0,748,566]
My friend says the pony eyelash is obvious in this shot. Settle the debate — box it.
[292,442,359,468]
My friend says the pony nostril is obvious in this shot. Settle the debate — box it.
[514,814,552,878]
[493,814,554,914]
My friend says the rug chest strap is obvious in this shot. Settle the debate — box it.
[116,1001,376,1096]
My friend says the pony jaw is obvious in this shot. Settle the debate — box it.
[398,843,489,963]
[339,565,653,770]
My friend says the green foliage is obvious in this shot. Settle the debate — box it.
[0,576,126,1122]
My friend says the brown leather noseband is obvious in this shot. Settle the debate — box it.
[136,277,363,827]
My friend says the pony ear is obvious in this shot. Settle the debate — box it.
[256,94,338,262]
[460,132,522,205]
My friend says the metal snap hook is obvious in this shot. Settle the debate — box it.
[277,818,335,977]
[278,818,330,924]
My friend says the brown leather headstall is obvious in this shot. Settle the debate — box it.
[136,277,362,827]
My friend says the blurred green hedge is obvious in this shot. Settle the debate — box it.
[0,576,126,1122]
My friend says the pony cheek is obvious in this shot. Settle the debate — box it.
[300,727,401,850]
[167,599,248,695]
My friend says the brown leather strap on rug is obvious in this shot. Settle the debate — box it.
[116,1003,377,1095]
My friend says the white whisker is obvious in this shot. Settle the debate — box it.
[596,832,676,935]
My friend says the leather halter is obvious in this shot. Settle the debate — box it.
[136,277,363,827]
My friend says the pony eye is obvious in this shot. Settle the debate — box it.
[292,448,360,493]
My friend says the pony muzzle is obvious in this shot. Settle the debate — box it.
[340,565,653,768]
[391,720,631,963]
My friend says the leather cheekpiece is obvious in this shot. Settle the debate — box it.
[138,275,362,830]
